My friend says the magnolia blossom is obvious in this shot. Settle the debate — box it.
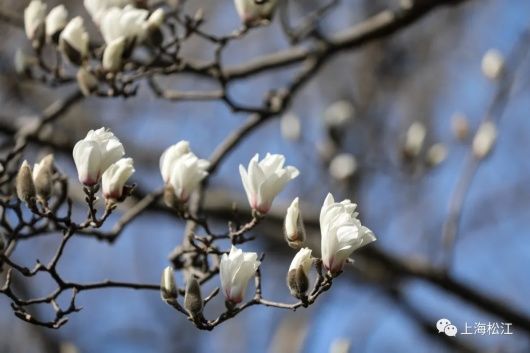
[24,0,46,41]
[287,247,312,297]
[84,0,130,23]
[60,17,89,64]
[220,246,260,304]
[102,158,134,200]
[100,6,148,45]
[45,5,68,41]
[102,36,126,72]
[234,0,278,26]
[73,127,125,186]
[239,153,299,214]
[320,193,376,275]
[284,197,305,248]
[160,142,209,203]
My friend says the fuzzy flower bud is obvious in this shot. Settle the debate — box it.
[403,121,426,159]
[220,246,260,304]
[46,5,68,43]
[481,49,504,80]
[33,154,54,202]
[73,127,125,186]
[234,0,278,27]
[184,276,203,317]
[102,158,134,201]
[284,197,306,249]
[320,193,376,275]
[16,160,36,206]
[160,266,178,301]
[287,248,312,299]
[239,153,299,214]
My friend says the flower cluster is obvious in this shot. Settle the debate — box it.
[73,127,135,202]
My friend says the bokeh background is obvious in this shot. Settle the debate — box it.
[1,0,530,352]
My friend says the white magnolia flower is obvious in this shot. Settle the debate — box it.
[45,5,68,40]
[24,0,47,41]
[84,0,130,23]
[73,127,125,186]
[289,247,312,275]
[102,36,126,72]
[234,0,278,26]
[220,246,260,304]
[102,158,134,200]
[147,8,165,28]
[159,141,190,183]
[160,141,209,202]
[100,5,148,45]
[60,17,89,64]
[284,197,305,248]
[320,193,376,275]
[239,153,299,214]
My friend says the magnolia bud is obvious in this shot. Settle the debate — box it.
[287,267,309,299]
[46,5,68,44]
[163,184,179,208]
[284,197,306,249]
[76,67,98,96]
[287,248,312,299]
[280,112,301,142]
[24,0,46,50]
[103,37,126,73]
[16,161,36,206]
[160,266,178,301]
[33,154,54,202]
[145,8,164,46]
[329,153,357,182]
[472,121,497,159]
[234,0,278,27]
[184,276,203,317]
[59,17,89,66]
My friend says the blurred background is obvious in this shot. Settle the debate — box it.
[1,0,530,352]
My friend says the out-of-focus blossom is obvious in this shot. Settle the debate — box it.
[320,193,376,275]
[239,153,299,214]
[46,5,68,42]
[220,246,260,304]
[324,100,355,129]
[481,49,505,80]
[84,0,130,24]
[100,6,148,46]
[24,0,46,45]
[281,112,301,142]
[73,127,125,186]
[102,36,126,72]
[329,153,357,181]
[403,121,426,159]
[472,121,497,159]
[59,17,89,65]
[234,0,278,27]
[426,143,447,167]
